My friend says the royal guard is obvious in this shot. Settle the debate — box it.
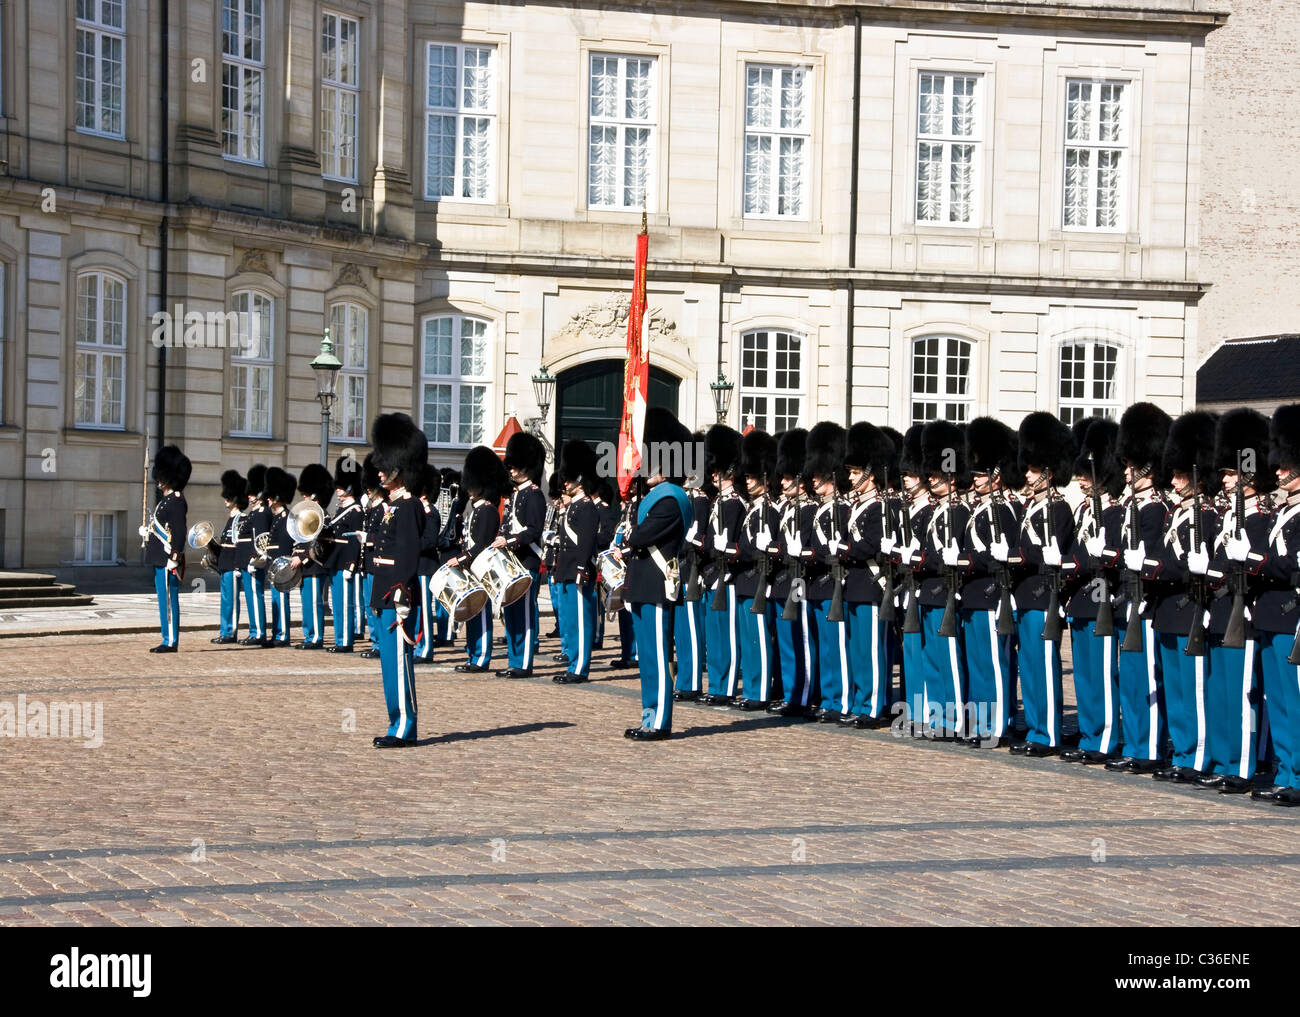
[434,468,463,648]
[545,472,570,662]
[894,424,931,729]
[413,465,443,665]
[552,439,602,684]
[496,433,548,678]
[263,466,297,648]
[702,424,745,705]
[237,464,270,647]
[141,444,191,653]
[733,429,781,710]
[452,446,509,673]
[673,434,713,702]
[211,469,248,645]
[768,429,817,718]
[357,455,387,659]
[325,455,365,653]
[804,422,853,724]
[291,463,335,650]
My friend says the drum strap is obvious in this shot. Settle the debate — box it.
[648,546,681,602]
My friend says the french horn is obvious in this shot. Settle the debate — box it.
[187,521,221,573]
[286,499,335,564]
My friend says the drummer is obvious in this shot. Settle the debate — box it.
[451,446,509,674]
[553,440,602,684]
[494,433,547,678]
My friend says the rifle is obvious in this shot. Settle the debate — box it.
[781,490,805,622]
[710,493,730,611]
[1041,485,1064,643]
[878,468,897,624]
[1185,466,1208,657]
[751,490,772,615]
[827,495,846,623]
[937,476,960,638]
[1120,493,1146,653]
[140,432,151,548]
[901,483,922,635]
[1222,452,1249,649]
[1089,453,1115,637]
[989,487,1016,637]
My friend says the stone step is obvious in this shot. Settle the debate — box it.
[0,572,57,588]
[0,594,97,610]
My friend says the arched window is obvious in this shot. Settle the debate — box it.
[421,314,491,447]
[1058,339,1120,425]
[739,328,802,433]
[74,270,127,429]
[910,334,971,425]
[229,290,274,437]
[328,302,368,441]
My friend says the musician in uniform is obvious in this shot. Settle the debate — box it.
[358,455,387,659]
[604,484,639,670]
[212,469,248,645]
[263,466,297,647]
[413,465,443,664]
[673,439,712,702]
[1005,413,1076,756]
[325,455,364,654]
[435,468,463,648]
[545,473,570,663]
[734,430,781,710]
[894,425,931,730]
[767,429,817,717]
[702,424,745,705]
[452,446,509,674]
[804,422,853,724]
[238,464,270,647]
[1147,412,1220,783]
[496,433,547,678]
[288,463,334,650]
[368,412,428,748]
[553,439,602,684]
[141,444,191,653]
[1104,403,1173,775]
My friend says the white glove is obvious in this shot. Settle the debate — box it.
[902,539,921,564]
[1225,536,1250,562]
[1041,543,1062,568]
[1188,545,1210,575]
[755,530,771,552]
[1085,536,1106,560]
[713,534,728,551]
[138,525,150,539]
[828,538,841,556]
[1124,545,1145,572]
[166,558,179,573]
[990,537,1009,563]
[356,530,367,546]
[789,533,803,556]
[685,522,698,542]
[880,535,896,557]
[942,546,960,567]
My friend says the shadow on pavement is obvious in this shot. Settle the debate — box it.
[415,721,575,746]
[673,716,813,739]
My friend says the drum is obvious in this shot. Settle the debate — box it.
[269,555,301,592]
[469,547,533,610]
[431,561,489,623]
[597,548,626,612]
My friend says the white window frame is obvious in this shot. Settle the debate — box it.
[742,63,811,221]
[73,270,127,430]
[424,42,496,203]
[329,302,368,442]
[1058,339,1122,425]
[75,0,126,139]
[221,0,265,165]
[420,314,493,449]
[0,263,6,424]
[910,334,973,425]
[739,328,804,433]
[587,52,657,212]
[73,511,118,565]
[915,71,981,226]
[321,12,360,183]
[229,290,274,438]
[1063,78,1128,232]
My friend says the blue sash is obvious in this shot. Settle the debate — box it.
[638,482,692,532]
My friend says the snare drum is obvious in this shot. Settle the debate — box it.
[470,547,533,610]
[431,561,489,623]
[597,548,626,612]
[269,555,302,592]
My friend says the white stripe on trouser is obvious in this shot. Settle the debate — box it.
[475,609,489,666]
[1100,634,1115,754]
[799,602,813,706]
[420,580,433,656]
[758,611,769,702]
[726,588,738,696]
[315,578,324,640]
[576,586,586,671]
[1043,638,1054,744]
[251,575,263,637]
[838,620,850,715]
[949,632,964,736]
[1240,640,1256,779]
[167,573,177,645]
[654,606,668,730]
[988,613,1005,738]
[1193,652,1207,772]
[1145,620,1158,759]
[354,575,364,635]
[870,606,880,717]
[522,589,534,670]
[686,602,700,691]
[397,619,409,736]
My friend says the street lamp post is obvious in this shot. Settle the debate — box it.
[709,369,735,425]
[527,364,557,462]
[310,327,343,467]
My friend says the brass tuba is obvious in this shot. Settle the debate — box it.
[187,521,221,573]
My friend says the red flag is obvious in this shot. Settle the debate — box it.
[617,221,649,498]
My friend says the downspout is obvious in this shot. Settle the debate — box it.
[156,0,169,451]
[845,8,862,427]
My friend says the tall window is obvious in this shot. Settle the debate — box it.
[588,54,655,211]
[229,291,273,437]
[73,271,126,429]
[1059,340,1120,425]
[740,329,802,433]
[75,0,125,138]
[222,0,264,163]
[743,64,810,219]
[911,335,972,425]
[1064,79,1126,230]
[916,72,979,225]
[421,315,491,447]
[329,302,368,441]
[425,43,495,201]
[73,512,117,564]
[0,263,6,424]
[321,13,360,182]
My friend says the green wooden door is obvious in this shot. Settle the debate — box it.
[555,360,680,450]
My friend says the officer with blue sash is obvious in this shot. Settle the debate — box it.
[452,446,508,673]
[496,433,547,677]
[553,439,601,683]
[211,470,248,644]
[238,464,270,647]
[325,455,364,653]
[140,445,190,653]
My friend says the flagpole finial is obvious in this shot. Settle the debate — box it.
[641,193,647,234]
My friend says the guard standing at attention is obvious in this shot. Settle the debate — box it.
[357,455,387,659]
[702,424,745,705]
[263,467,297,648]
[142,444,191,653]
[496,433,547,678]
[553,439,602,684]
[413,465,443,665]
[734,429,781,710]
[452,446,509,674]
[673,439,712,702]
[212,470,248,645]
[325,455,364,653]
[291,463,335,650]
[238,464,270,647]
[768,429,816,718]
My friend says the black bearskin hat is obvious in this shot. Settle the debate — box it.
[298,462,334,504]
[1216,408,1277,495]
[1270,404,1300,474]
[899,425,925,478]
[334,454,362,500]
[774,428,807,484]
[547,471,563,500]
[559,439,600,493]
[419,463,442,502]
[1116,402,1172,477]
[1017,412,1075,487]
[440,467,461,495]
[152,444,192,492]
[704,424,743,481]
[737,430,778,491]
[370,412,428,485]
[462,446,509,503]
[921,420,968,483]
[802,421,850,494]
[220,469,246,504]
[504,432,545,484]
[361,454,382,494]
[1164,411,1220,495]
[1073,418,1125,500]
[965,417,1015,478]
[845,422,896,486]
[879,427,904,488]
[264,466,296,506]
[642,406,693,486]
[246,463,267,501]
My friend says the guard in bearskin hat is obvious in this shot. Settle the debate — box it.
[542,471,567,649]
[960,417,1020,746]
[324,454,365,653]
[291,462,336,649]
[552,439,602,683]
[451,445,509,673]
[495,433,548,677]
[211,469,249,645]
[357,454,387,656]
[672,431,714,702]
[411,464,444,665]
[701,424,745,704]
[1006,412,1076,756]
[591,477,623,659]
[237,464,270,646]
[368,412,429,747]
[141,444,191,652]
[766,428,818,717]
[733,429,781,710]
[803,421,854,723]
[261,466,297,646]
[893,423,932,729]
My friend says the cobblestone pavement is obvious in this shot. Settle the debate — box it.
[0,628,1296,927]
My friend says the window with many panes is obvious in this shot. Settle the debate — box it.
[916,72,979,225]
[74,271,126,429]
[421,315,491,447]
[588,54,655,211]
[1058,340,1120,425]
[1064,79,1126,230]
[743,64,810,219]
[222,0,264,163]
[911,335,972,425]
[321,12,359,182]
[75,0,125,138]
[73,511,117,564]
[739,329,802,433]
[425,43,495,201]
[229,291,273,437]
[329,302,368,441]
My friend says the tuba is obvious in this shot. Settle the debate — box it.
[287,499,334,563]
[187,521,221,573]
